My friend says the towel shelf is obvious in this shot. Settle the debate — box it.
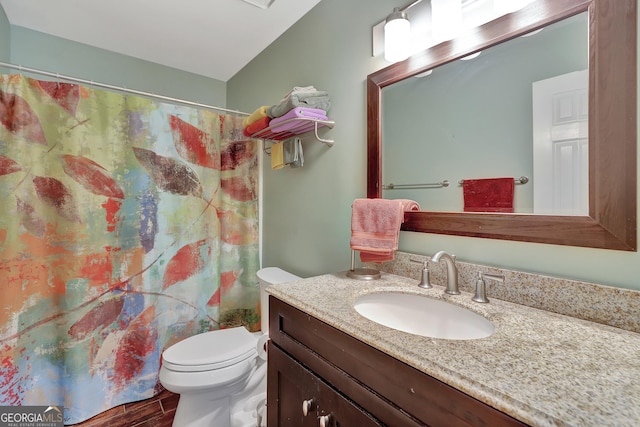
[251,117,335,147]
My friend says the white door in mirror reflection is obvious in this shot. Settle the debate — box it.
[532,70,588,215]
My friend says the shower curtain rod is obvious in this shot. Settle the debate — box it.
[0,61,250,116]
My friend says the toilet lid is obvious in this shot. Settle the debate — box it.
[162,327,258,372]
[257,267,301,284]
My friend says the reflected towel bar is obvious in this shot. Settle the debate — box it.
[383,180,449,190]
[458,176,529,185]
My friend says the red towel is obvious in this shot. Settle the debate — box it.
[243,116,271,137]
[350,198,420,263]
[462,178,514,213]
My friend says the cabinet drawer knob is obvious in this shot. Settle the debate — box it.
[319,414,332,427]
[302,398,315,416]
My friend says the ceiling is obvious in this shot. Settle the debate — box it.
[0,0,322,82]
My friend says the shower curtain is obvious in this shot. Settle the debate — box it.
[0,75,260,424]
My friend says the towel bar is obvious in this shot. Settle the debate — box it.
[346,249,381,280]
[383,180,449,190]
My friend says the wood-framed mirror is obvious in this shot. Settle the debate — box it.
[367,0,637,251]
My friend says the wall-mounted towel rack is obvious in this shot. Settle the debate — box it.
[383,180,450,190]
[252,117,335,147]
[458,176,529,185]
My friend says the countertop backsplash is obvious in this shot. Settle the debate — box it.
[364,251,640,334]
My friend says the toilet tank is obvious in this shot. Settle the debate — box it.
[257,267,300,333]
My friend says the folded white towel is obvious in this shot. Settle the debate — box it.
[281,86,316,99]
[268,91,331,118]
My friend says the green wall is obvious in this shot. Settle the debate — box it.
[228,0,640,291]
[0,6,9,61]
[5,26,226,106]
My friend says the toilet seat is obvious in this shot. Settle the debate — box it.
[162,327,258,372]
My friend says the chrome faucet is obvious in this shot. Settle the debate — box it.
[431,251,460,295]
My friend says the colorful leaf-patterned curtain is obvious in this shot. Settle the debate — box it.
[0,75,260,424]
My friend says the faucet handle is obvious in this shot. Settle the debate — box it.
[472,272,505,303]
[483,273,505,283]
[410,259,433,289]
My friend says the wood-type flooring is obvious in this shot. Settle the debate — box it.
[70,388,178,427]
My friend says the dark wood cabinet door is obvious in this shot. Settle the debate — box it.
[268,342,383,427]
[267,341,318,427]
[317,380,383,427]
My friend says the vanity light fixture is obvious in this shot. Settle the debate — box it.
[376,0,531,62]
[431,0,463,44]
[384,7,412,62]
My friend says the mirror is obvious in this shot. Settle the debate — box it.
[367,0,636,250]
[382,13,588,215]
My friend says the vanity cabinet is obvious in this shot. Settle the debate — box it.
[267,297,528,427]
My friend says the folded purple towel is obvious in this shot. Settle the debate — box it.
[271,120,326,134]
[270,107,327,124]
[269,107,328,133]
[273,121,316,134]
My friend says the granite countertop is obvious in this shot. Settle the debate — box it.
[266,271,640,427]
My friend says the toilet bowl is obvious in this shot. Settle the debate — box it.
[159,267,300,427]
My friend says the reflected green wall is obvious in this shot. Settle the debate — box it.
[228,0,640,291]
[382,17,587,213]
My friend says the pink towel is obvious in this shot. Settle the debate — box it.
[350,198,420,263]
[462,178,514,213]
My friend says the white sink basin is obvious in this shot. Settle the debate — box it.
[353,292,495,340]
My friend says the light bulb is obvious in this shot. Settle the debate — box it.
[431,0,463,44]
[384,8,411,63]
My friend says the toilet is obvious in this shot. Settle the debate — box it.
[159,267,300,427]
